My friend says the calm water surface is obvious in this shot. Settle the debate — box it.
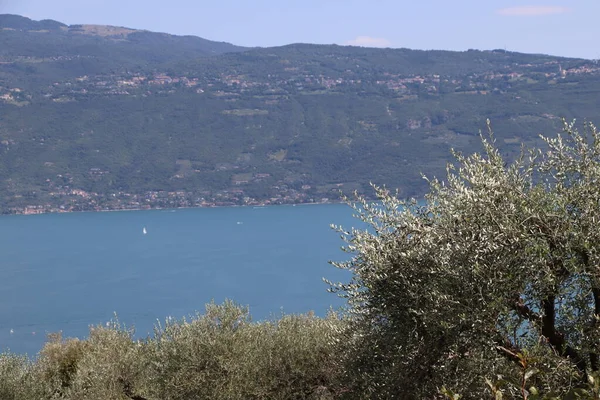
[0,204,356,355]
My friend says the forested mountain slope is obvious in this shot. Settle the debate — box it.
[1,15,599,212]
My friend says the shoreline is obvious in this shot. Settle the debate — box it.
[2,199,348,217]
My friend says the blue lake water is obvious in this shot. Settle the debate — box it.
[0,204,357,355]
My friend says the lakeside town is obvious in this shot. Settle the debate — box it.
[8,185,338,215]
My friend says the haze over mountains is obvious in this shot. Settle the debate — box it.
[1,14,599,213]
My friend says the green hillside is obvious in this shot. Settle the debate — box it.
[1,15,599,213]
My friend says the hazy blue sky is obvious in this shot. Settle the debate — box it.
[1,0,599,59]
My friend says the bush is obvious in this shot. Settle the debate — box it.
[0,353,47,400]
[62,320,150,400]
[0,302,342,399]
[146,300,341,400]
[38,332,91,396]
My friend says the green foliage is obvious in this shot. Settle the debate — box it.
[61,321,149,400]
[0,301,342,400]
[0,353,47,400]
[146,300,341,400]
[38,333,91,395]
[329,120,600,398]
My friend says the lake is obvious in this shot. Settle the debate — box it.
[0,203,357,355]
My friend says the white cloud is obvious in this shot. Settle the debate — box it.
[345,36,391,48]
[496,6,570,16]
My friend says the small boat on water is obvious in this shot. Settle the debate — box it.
[143,227,147,235]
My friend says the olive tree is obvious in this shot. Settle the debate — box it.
[329,120,600,399]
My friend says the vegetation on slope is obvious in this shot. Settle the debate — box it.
[1,15,600,212]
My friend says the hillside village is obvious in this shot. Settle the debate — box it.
[2,55,599,106]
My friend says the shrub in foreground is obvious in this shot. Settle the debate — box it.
[60,321,149,400]
[146,300,341,400]
[1,300,341,400]
[0,353,47,400]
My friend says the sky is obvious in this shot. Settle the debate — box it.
[1,0,599,59]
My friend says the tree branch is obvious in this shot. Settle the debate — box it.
[589,286,600,371]
[496,338,523,365]
[513,297,542,325]
[541,296,587,375]
[579,247,600,371]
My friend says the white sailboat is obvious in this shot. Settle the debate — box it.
[143,227,147,235]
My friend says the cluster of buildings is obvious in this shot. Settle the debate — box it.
[2,56,600,105]
[7,185,331,215]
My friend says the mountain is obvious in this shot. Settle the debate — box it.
[0,14,247,87]
[0,14,246,55]
[1,15,599,213]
